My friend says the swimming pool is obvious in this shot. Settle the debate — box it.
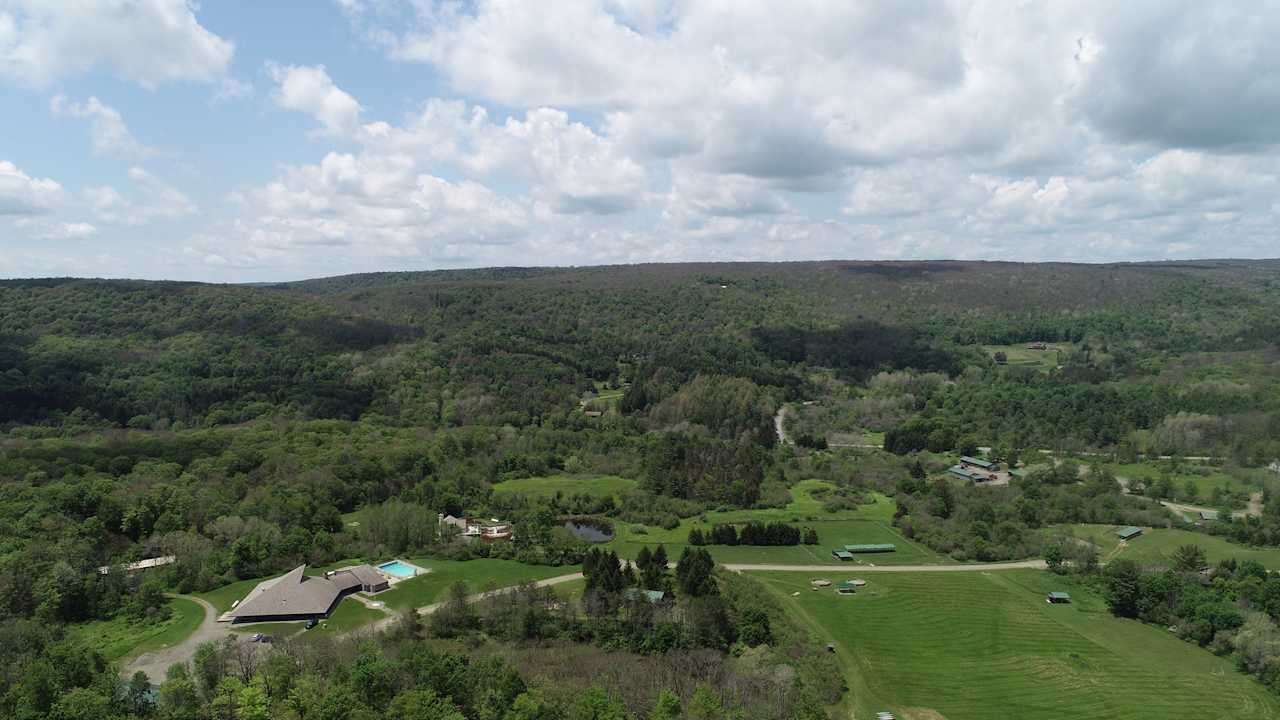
[377,560,417,578]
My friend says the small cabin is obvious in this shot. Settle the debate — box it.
[836,581,857,595]
[1047,591,1071,604]
[832,550,854,561]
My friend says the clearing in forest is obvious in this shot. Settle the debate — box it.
[752,569,1280,720]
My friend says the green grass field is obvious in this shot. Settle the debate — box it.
[73,596,205,662]
[379,559,574,611]
[983,343,1065,371]
[1050,524,1280,569]
[753,569,1280,720]
[605,483,943,566]
[197,576,269,614]
[492,473,637,499]
[1105,462,1257,506]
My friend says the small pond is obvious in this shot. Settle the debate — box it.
[562,518,615,543]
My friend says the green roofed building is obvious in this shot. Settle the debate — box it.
[836,581,857,594]
[1116,526,1143,540]
[623,588,666,604]
[948,465,985,481]
[960,456,997,471]
[832,550,854,561]
[1047,592,1071,604]
[844,544,896,553]
[1199,510,1219,521]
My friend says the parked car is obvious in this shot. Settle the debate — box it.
[249,633,263,642]
[305,618,318,629]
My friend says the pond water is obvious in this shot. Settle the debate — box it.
[563,519,614,543]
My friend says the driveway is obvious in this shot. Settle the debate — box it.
[123,595,231,683]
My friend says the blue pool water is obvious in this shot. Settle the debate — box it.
[378,560,416,578]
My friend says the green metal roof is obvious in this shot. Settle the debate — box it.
[837,581,858,590]
[832,550,854,559]
[948,465,984,480]
[844,544,896,553]
[1199,510,1219,520]
[623,588,665,603]
[1116,526,1143,539]
[1048,592,1071,600]
[960,456,995,469]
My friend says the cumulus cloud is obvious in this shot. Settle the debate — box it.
[0,160,62,215]
[50,95,156,158]
[1072,1,1280,149]
[85,167,197,225]
[0,0,234,88]
[12,218,98,240]
[267,63,363,137]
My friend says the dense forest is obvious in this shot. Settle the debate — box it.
[4,260,1280,717]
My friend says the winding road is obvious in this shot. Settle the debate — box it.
[124,560,1046,682]
[124,595,229,683]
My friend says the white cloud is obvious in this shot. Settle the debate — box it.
[50,95,156,158]
[13,218,97,240]
[0,159,62,214]
[0,0,234,88]
[85,167,197,225]
[268,63,363,137]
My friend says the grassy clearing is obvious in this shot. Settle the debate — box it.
[752,569,1280,720]
[378,559,574,611]
[606,483,940,565]
[1105,462,1257,505]
[492,473,637,500]
[197,576,271,614]
[74,596,205,662]
[312,600,386,634]
[1049,523,1280,569]
[983,343,1065,371]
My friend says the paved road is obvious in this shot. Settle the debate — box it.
[721,560,1047,573]
[124,595,230,683]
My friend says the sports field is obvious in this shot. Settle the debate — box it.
[1051,523,1280,569]
[753,569,1280,720]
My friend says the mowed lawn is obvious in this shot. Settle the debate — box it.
[492,473,637,500]
[606,483,945,566]
[753,570,1280,720]
[379,559,576,611]
[1051,523,1280,569]
[74,596,205,662]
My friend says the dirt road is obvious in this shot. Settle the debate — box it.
[774,405,792,445]
[124,595,230,683]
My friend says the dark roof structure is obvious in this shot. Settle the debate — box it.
[1116,526,1143,540]
[229,566,342,621]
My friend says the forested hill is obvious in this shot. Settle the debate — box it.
[2,260,1280,455]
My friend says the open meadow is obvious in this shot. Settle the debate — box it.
[492,473,637,500]
[605,481,947,566]
[1049,523,1280,569]
[752,569,1280,720]
[72,596,205,663]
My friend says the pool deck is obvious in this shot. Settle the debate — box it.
[377,559,429,586]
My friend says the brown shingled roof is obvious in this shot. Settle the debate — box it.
[228,565,341,620]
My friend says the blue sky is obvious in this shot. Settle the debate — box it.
[2,1,1279,282]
